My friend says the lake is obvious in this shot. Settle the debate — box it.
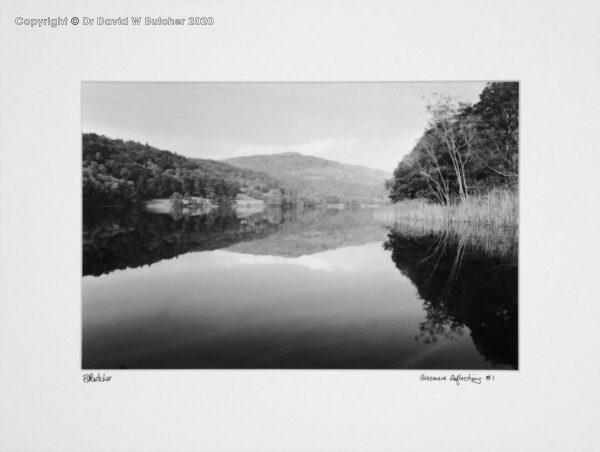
[82,205,518,369]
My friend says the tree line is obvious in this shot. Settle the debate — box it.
[82,133,281,205]
[386,82,518,204]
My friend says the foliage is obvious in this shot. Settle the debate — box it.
[387,82,519,204]
[82,133,282,205]
[191,157,282,199]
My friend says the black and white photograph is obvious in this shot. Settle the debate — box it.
[2,0,600,450]
[82,81,518,369]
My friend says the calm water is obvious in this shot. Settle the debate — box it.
[82,205,518,369]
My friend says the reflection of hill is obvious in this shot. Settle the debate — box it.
[83,207,280,276]
[226,208,389,257]
[384,229,518,369]
[83,206,394,276]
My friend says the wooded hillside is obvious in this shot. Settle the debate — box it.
[386,82,518,204]
[82,133,282,205]
[223,152,391,205]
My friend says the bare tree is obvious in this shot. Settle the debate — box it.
[425,95,478,202]
[416,136,451,205]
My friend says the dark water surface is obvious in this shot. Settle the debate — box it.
[82,206,518,369]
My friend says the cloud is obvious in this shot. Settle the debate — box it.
[232,253,358,272]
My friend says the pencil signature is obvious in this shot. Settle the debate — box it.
[82,373,112,383]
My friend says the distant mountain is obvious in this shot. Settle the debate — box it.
[222,152,391,203]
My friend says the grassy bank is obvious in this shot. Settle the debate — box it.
[380,188,518,227]
[371,189,518,256]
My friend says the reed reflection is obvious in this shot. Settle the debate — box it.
[384,225,518,368]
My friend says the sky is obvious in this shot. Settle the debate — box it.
[82,82,487,172]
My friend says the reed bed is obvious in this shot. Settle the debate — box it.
[380,188,518,227]
[387,220,517,257]
[369,188,519,256]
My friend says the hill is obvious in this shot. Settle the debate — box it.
[82,133,283,205]
[222,152,391,204]
[190,157,282,197]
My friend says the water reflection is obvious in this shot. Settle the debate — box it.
[384,227,518,368]
[82,205,518,369]
[83,206,389,276]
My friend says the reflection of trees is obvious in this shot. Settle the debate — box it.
[84,206,393,277]
[227,207,388,257]
[83,206,281,276]
[384,229,518,368]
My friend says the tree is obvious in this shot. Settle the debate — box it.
[82,133,255,206]
[424,94,478,202]
[387,82,519,204]
[473,82,519,184]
